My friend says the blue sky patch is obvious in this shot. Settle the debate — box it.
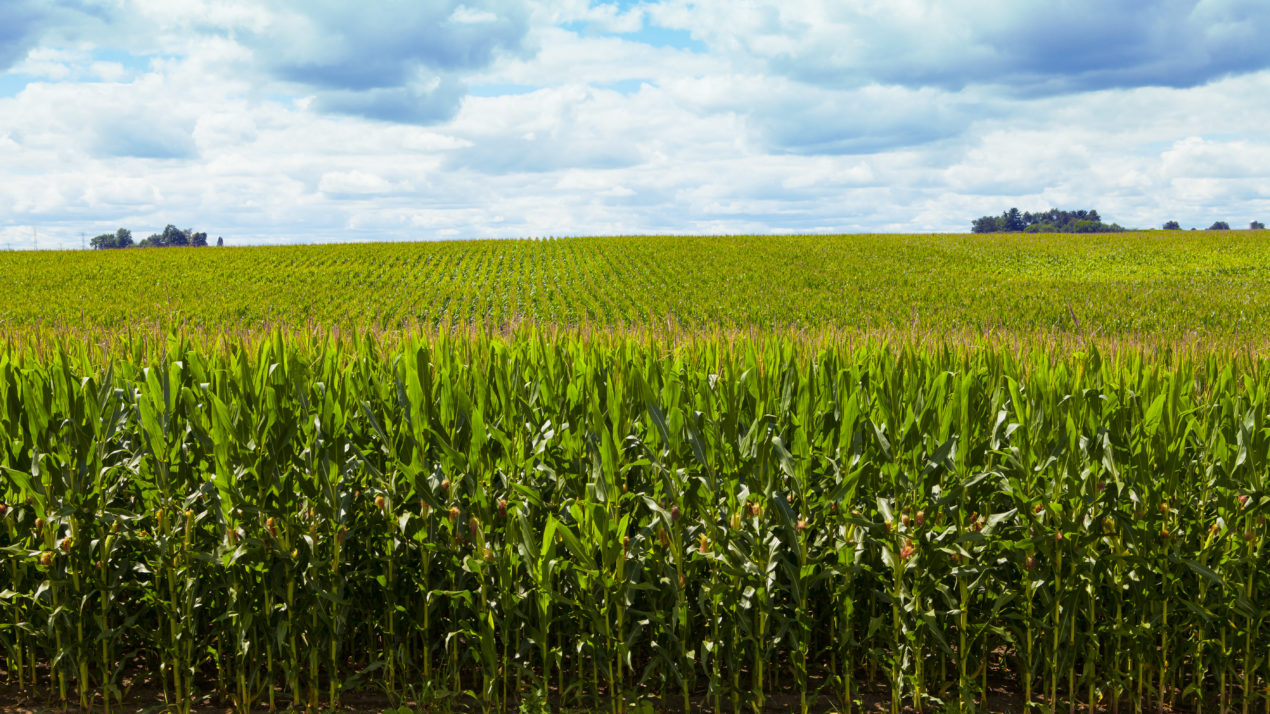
[90,48,151,74]
[562,20,705,52]
[0,72,31,98]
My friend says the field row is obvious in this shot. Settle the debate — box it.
[4,231,1270,338]
[0,332,1267,712]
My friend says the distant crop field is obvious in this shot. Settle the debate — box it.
[4,231,1270,339]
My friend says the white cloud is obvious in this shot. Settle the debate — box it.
[470,25,722,88]
[450,6,501,24]
[1161,137,1270,179]
[1,0,1269,251]
[89,61,128,81]
[11,47,79,80]
[533,0,645,33]
[239,1,532,122]
[319,170,407,196]
[82,177,163,209]
[650,0,1270,94]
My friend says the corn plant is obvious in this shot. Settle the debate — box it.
[1,331,1268,712]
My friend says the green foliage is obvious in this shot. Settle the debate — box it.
[6,231,1270,339]
[5,232,1270,709]
[133,225,210,248]
[0,332,1268,712]
[88,228,133,250]
[86,225,212,249]
[1209,221,1232,231]
[973,208,1126,234]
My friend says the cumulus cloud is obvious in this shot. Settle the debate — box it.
[0,0,114,71]
[664,75,986,155]
[319,170,409,196]
[440,83,673,173]
[4,70,205,161]
[1161,136,1270,179]
[652,0,1270,95]
[239,0,532,123]
[470,26,720,88]
[93,116,198,159]
[0,1,54,70]
[310,79,469,125]
[535,0,646,33]
[2,0,1270,249]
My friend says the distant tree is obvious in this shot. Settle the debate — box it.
[1252,221,1266,230]
[971,207,1124,234]
[971,215,1002,234]
[160,225,188,247]
[1208,221,1231,230]
[216,236,224,247]
[134,225,216,247]
[89,227,135,249]
[1163,220,1181,230]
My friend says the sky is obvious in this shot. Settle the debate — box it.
[2,0,1269,249]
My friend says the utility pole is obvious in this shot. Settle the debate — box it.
[32,227,37,251]
[81,232,85,250]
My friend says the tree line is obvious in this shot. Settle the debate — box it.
[1165,220,1266,230]
[90,226,222,249]
[971,208,1125,234]
[972,208,1266,234]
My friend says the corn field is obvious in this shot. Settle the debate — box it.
[5,231,1270,337]
[0,330,1267,712]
